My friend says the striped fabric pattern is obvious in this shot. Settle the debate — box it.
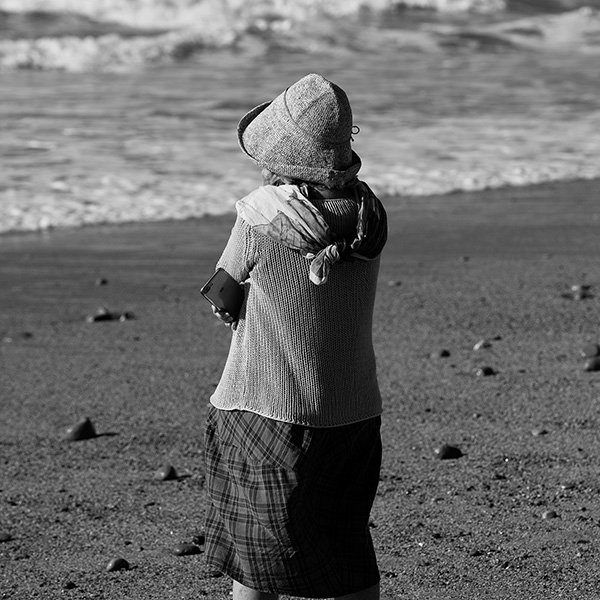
[204,405,381,597]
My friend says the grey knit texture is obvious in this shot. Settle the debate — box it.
[238,73,362,187]
[211,195,382,427]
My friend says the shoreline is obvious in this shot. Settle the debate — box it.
[1,176,599,244]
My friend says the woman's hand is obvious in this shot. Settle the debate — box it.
[211,305,237,330]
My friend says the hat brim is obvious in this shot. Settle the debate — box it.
[237,101,271,161]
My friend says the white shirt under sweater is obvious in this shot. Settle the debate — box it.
[210,192,384,427]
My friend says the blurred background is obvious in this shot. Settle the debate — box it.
[1,0,599,234]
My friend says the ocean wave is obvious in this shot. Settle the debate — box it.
[1,0,599,71]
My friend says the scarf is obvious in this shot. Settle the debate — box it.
[236,180,387,285]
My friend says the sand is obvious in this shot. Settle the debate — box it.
[1,179,600,599]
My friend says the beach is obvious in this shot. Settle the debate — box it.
[2,179,600,599]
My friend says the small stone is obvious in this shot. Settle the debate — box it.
[63,581,77,590]
[584,357,600,372]
[86,307,114,323]
[0,532,12,543]
[580,343,600,358]
[561,483,576,491]
[470,549,484,557]
[459,256,470,262]
[571,284,591,293]
[434,444,463,460]
[542,510,558,520]
[473,339,491,350]
[430,349,450,358]
[531,428,548,437]
[154,464,178,481]
[475,366,496,377]
[387,280,402,287]
[571,284,591,300]
[95,278,108,286]
[173,543,201,556]
[208,569,223,578]
[65,417,97,441]
[106,557,130,572]
[118,312,135,322]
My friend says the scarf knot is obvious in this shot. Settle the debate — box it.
[236,182,387,285]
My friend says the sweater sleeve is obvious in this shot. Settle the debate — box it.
[216,215,257,283]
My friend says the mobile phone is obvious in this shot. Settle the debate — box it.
[201,268,245,320]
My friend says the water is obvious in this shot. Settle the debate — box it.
[1,0,600,234]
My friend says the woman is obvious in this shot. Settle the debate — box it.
[204,73,388,600]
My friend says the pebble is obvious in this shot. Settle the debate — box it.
[580,343,600,358]
[560,483,576,491]
[584,357,600,372]
[531,428,548,436]
[387,280,402,287]
[430,349,450,358]
[475,366,496,377]
[208,569,224,577]
[95,278,108,286]
[65,417,97,441]
[542,510,558,520]
[86,308,135,323]
[434,444,463,460]
[154,464,178,481]
[106,557,130,572]
[173,543,201,556]
[86,307,113,322]
[473,339,491,350]
[0,532,12,543]
[571,284,591,300]
[63,581,77,590]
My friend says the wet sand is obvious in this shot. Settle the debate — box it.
[1,179,600,599]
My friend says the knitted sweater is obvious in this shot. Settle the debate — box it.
[210,192,385,427]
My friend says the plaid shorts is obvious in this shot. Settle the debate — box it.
[204,405,381,598]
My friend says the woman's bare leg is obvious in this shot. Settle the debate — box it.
[335,582,380,600]
[232,580,278,600]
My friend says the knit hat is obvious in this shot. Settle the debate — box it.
[237,73,361,187]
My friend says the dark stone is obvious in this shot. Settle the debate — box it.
[208,570,224,578]
[0,532,12,543]
[584,357,600,372]
[476,366,496,377]
[86,307,113,323]
[173,543,201,556]
[106,557,130,572]
[580,343,600,358]
[154,464,178,481]
[435,444,463,460]
[65,417,97,441]
[473,339,491,350]
[86,308,134,323]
